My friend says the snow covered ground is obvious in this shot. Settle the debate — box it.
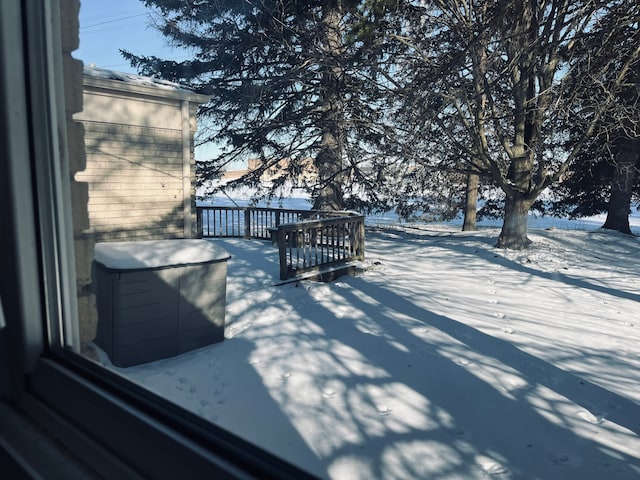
[95,216,640,479]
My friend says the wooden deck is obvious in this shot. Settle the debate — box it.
[197,206,365,280]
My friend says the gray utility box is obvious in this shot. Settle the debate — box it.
[93,240,231,367]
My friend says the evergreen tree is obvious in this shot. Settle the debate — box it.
[123,0,398,210]
[548,138,640,229]
[545,2,640,234]
[602,140,640,234]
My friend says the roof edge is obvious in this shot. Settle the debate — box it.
[83,65,210,103]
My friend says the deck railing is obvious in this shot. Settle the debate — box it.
[196,206,365,280]
[276,215,365,280]
[197,206,324,239]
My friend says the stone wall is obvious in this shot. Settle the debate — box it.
[60,0,97,354]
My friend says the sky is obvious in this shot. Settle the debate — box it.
[93,210,640,479]
[76,0,180,73]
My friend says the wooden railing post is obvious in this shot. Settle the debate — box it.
[356,215,364,261]
[277,226,288,280]
[196,207,203,238]
[244,207,251,239]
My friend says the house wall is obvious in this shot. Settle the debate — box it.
[74,74,206,242]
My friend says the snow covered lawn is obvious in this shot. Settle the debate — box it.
[98,226,640,479]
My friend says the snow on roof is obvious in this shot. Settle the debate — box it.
[84,64,193,93]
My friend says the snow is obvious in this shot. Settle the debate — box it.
[93,219,640,479]
[84,65,193,92]
[94,240,230,270]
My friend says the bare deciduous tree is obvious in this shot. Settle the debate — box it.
[394,0,640,248]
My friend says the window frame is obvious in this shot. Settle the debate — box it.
[0,1,318,478]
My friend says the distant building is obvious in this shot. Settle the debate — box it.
[74,66,209,242]
[222,157,317,184]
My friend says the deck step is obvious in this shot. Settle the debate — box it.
[274,261,369,285]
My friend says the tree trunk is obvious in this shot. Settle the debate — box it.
[313,131,345,211]
[496,194,533,249]
[462,173,479,231]
[602,139,639,234]
[313,2,345,211]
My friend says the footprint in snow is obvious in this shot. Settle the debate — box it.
[360,328,380,336]
[494,312,506,319]
[487,289,497,295]
[453,429,472,440]
[475,455,508,476]
[607,400,623,411]
[488,299,499,304]
[376,404,391,416]
[322,389,336,399]
[577,410,604,425]
[548,453,572,466]
[502,327,514,334]
[176,377,188,391]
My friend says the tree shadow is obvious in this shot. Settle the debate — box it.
[368,227,640,303]
[277,276,640,478]
[91,261,326,478]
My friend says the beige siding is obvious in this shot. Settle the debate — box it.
[74,92,183,129]
[76,121,186,241]
[75,77,207,242]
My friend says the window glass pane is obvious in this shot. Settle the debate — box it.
[64,3,640,480]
